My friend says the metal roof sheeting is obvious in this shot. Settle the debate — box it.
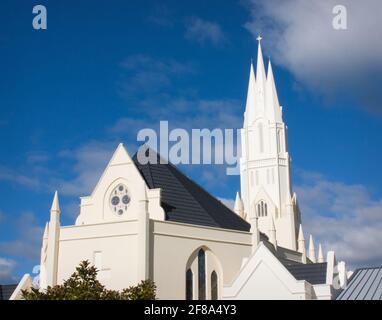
[337,267,382,300]
[285,262,327,285]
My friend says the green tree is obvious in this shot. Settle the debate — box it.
[22,260,156,300]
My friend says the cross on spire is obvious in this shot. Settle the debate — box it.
[256,35,263,42]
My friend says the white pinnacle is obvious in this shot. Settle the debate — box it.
[297,224,305,253]
[318,243,324,263]
[266,59,282,122]
[244,61,256,124]
[50,191,60,213]
[308,235,316,263]
[234,192,244,216]
[269,216,277,249]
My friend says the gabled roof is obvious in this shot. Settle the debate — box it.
[132,149,251,232]
[285,263,327,285]
[0,284,17,300]
[337,267,382,300]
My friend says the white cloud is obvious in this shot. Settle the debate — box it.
[55,141,115,196]
[295,170,382,269]
[185,17,226,46]
[0,257,17,283]
[0,166,41,189]
[245,0,382,113]
[119,54,196,98]
[0,211,43,262]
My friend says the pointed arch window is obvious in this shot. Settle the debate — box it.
[257,200,268,217]
[186,269,193,300]
[211,271,218,300]
[198,249,206,300]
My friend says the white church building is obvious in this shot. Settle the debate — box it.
[11,39,349,300]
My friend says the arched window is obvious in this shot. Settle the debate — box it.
[211,271,218,300]
[198,249,206,300]
[257,201,268,217]
[186,269,193,300]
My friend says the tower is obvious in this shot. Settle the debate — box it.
[240,37,300,250]
[42,191,61,288]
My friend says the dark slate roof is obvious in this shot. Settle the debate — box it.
[337,267,382,300]
[132,149,251,232]
[285,263,327,285]
[0,284,17,300]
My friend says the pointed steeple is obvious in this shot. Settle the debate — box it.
[297,224,305,253]
[234,192,244,218]
[50,191,60,223]
[244,61,256,125]
[309,235,316,263]
[47,191,61,286]
[50,191,60,213]
[298,224,307,263]
[318,243,324,263]
[269,216,277,249]
[266,59,282,122]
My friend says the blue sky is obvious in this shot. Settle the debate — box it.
[1,0,382,282]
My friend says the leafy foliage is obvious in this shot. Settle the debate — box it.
[22,260,156,300]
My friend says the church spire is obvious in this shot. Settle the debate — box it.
[244,61,256,125]
[266,59,282,122]
[239,36,299,251]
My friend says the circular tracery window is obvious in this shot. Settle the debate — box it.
[109,184,130,216]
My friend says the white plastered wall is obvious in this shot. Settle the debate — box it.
[223,242,312,300]
[151,220,252,300]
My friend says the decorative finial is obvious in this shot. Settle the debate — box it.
[256,35,263,42]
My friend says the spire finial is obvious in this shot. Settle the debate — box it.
[256,35,263,42]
